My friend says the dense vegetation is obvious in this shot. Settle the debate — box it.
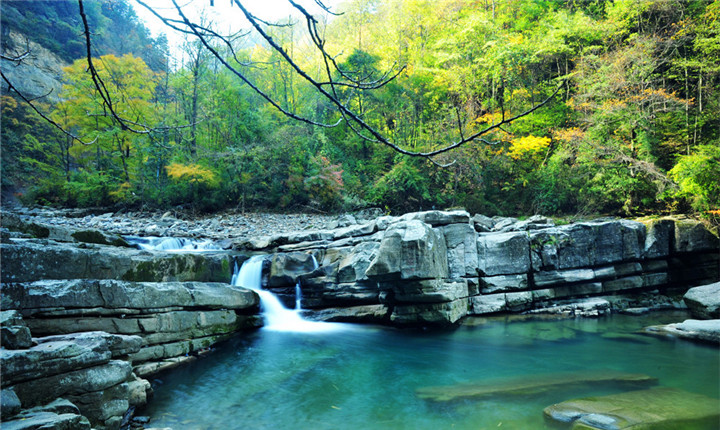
[1,0,718,218]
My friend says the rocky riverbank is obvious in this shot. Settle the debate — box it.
[2,206,719,430]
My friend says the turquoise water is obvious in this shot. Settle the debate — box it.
[143,312,719,429]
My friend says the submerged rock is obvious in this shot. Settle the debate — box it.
[543,387,720,429]
[416,370,657,402]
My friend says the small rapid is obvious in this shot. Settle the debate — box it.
[124,236,222,252]
[232,255,347,333]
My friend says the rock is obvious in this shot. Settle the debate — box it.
[36,332,142,358]
[382,279,468,303]
[528,298,611,317]
[479,274,528,293]
[1,334,113,386]
[337,242,380,283]
[1,388,22,419]
[309,304,390,323]
[543,387,720,430]
[2,410,91,430]
[472,214,494,232]
[70,230,131,247]
[477,231,530,276]
[416,370,657,402]
[400,210,471,226]
[645,319,720,344]
[268,252,317,287]
[1,280,258,315]
[602,276,644,293]
[1,310,32,349]
[534,268,595,287]
[469,293,507,314]
[365,220,448,281]
[640,218,674,258]
[1,241,233,283]
[674,219,720,253]
[683,282,720,319]
[442,223,478,278]
[390,298,467,326]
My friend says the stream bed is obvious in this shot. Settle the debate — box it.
[143,311,719,429]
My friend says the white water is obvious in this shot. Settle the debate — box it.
[125,236,222,252]
[232,255,347,333]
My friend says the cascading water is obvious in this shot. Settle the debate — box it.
[232,255,346,333]
[294,254,318,310]
[125,236,222,252]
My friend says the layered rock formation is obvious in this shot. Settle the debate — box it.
[1,218,261,429]
[239,211,720,326]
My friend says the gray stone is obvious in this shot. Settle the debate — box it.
[11,360,132,410]
[2,411,91,430]
[1,335,112,386]
[505,291,533,311]
[556,224,595,269]
[268,252,318,287]
[0,241,233,283]
[603,276,644,293]
[36,332,142,358]
[593,263,642,280]
[390,298,467,326]
[1,280,258,315]
[479,274,528,293]
[641,219,674,258]
[400,210,471,226]
[337,242,379,283]
[529,229,564,271]
[1,310,32,349]
[553,282,603,298]
[309,304,389,323]
[477,231,530,276]
[384,279,468,303]
[365,220,448,280]
[442,223,478,278]
[683,282,720,319]
[472,214,494,232]
[1,388,22,419]
[534,268,595,287]
[674,219,720,253]
[469,294,506,314]
[645,319,720,344]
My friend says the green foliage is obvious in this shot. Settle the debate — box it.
[6,0,719,217]
[668,145,720,213]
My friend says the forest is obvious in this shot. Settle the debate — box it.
[1,0,718,220]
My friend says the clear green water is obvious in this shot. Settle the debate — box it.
[143,312,719,429]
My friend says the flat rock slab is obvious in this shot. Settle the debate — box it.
[416,370,657,402]
[544,387,720,429]
[644,319,720,344]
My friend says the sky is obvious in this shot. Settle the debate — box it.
[132,0,342,53]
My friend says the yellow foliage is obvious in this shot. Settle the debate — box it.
[165,163,219,187]
[553,127,586,143]
[508,135,551,160]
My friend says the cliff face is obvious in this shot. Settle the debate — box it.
[1,31,67,101]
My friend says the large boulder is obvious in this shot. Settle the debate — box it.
[442,223,478,278]
[640,218,674,258]
[645,319,720,344]
[1,310,32,349]
[390,298,467,326]
[336,242,379,283]
[267,252,317,287]
[683,282,720,319]
[365,220,448,281]
[477,231,530,276]
[674,219,720,253]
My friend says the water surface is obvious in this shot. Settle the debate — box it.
[144,312,719,429]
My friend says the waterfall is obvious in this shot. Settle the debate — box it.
[125,236,222,252]
[232,255,346,333]
[295,254,318,311]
